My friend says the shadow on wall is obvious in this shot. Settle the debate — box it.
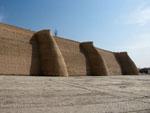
[29,32,138,76]
[29,35,41,75]
[115,52,139,75]
[80,45,91,76]
[80,42,108,76]
[29,30,68,76]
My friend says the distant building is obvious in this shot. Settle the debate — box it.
[140,68,150,74]
[148,70,150,74]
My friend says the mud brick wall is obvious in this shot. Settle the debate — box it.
[0,23,139,76]
[97,49,122,75]
[115,52,139,75]
[0,23,40,75]
[33,30,68,76]
[80,42,108,76]
[55,37,87,76]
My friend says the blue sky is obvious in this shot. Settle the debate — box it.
[0,0,150,67]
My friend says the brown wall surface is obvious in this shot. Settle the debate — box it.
[33,30,68,76]
[115,52,139,75]
[0,23,40,75]
[80,42,108,76]
[55,37,87,76]
[97,49,122,75]
[0,23,138,76]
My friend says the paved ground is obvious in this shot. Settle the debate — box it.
[0,75,150,113]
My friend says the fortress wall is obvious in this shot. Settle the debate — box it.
[80,42,108,76]
[0,23,33,42]
[0,23,40,75]
[55,37,87,76]
[115,52,139,75]
[0,23,138,76]
[33,30,68,76]
[97,49,122,75]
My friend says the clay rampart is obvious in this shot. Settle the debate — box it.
[80,42,108,76]
[0,23,139,76]
[97,49,122,75]
[115,52,139,75]
[33,30,68,76]
[0,23,40,75]
[55,36,87,76]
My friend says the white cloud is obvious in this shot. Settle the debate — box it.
[120,2,150,26]
[115,33,150,68]
[128,6,150,26]
[124,33,150,50]
[128,47,150,68]
[127,34,150,67]
[115,1,150,67]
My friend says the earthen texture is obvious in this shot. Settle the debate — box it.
[115,52,139,75]
[1,75,150,113]
[33,30,68,76]
[0,23,37,75]
[97,49,122,75]
[0,23,138,76]
[55,37,87,76]
[80,42,108,76]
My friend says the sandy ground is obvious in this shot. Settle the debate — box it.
[0,75,150,113]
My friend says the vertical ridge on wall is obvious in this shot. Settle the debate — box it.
[33,30,68,76]
[80,42,108,76]
[0,23,139,76]
[115,52,139,75]
[96,49,122,75]
[55,36,87,76]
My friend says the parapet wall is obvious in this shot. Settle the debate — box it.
[0,23,139,76]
